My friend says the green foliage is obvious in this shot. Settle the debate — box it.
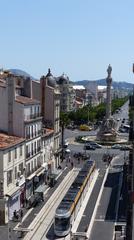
[66,97,128,124]
[111,97,128,114]
[60,112,70,126]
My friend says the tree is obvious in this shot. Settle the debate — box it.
[60,112,70,161]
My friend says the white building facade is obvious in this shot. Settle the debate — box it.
[0,134,25,224]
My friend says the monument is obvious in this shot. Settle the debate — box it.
[97,65,117,142]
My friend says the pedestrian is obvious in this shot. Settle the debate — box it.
[71,162,74,168]
[84,225,88,232]
[20,209,23,219]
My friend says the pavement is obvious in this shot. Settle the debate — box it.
[0,159,77,240]
[76,166,107,233]
[89,153,126,240]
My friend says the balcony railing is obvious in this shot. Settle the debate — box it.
[24,113,42,122]
[26,153,30,158]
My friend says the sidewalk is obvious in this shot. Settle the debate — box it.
[0,163,72,240]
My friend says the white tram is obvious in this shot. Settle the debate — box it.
[54,160,95,237]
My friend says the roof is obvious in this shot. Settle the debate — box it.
[73,85,85,90]
[75,100,83,105]
[98,85,107,90]
[16,96,40,105]
[0,133,25,149]
[42,128,54,137]
[98,85,113,90]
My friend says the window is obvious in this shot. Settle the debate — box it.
[31,143,33,155]
[37,106,40,116]
[34,142,36,154]
[34,159,36,169]
[20,145,22,156]
[7,170,12,185]
[15,166,17,179]
[8,151,11,162]
[31,125,34,138]
[31,161,33,171]
[15,148,17,159]
[19,163,23,175]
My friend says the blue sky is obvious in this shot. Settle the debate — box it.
[1,0,134,83]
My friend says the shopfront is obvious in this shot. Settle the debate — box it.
[25,179,33,200]
[33,167,47,191]
[8,190,20,220]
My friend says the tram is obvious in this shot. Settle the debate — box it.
[54,160,95,237]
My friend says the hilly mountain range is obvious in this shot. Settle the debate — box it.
[9,69,133,90]
[74,79,133,90]
[9,69,36,80]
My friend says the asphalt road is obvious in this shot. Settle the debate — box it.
[89,152,127,240]
[63,100,129,144]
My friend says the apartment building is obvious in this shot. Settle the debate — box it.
[41,128,54,179]
[56,73,75,112]
[40,69,61,168]
[0,71,45,205]
[0,133,25,224]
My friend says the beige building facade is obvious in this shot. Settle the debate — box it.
[0,133,25,224]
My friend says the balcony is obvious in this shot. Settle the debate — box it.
[26,152,30,158]
[24,113,42,122]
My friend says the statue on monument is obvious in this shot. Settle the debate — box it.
[97,64,117,141]
[107,64,112,78]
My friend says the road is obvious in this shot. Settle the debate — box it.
[28,101,129,239]
[89,152,128,240]
[64,100,129,145]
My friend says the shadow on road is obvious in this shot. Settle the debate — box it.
[104,171,121,221]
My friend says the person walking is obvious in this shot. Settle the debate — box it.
[20,209,23,220]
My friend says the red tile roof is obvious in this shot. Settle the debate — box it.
[16,96,40,105]
[0,133,25,149]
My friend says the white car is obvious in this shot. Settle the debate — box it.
[63,141,69,148]
[65,148,71,154]
[111,144,121,149]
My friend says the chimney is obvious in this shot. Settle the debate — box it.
[23,77,32,98]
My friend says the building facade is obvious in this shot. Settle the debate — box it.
[0,133,25,224]
[57,74,75,112]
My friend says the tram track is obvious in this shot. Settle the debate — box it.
[23,168,79,240]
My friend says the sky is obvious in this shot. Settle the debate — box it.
[1,0,134,83]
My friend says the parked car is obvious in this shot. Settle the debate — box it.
[65,148,71,154]
[89,142,102,148]
[111,144,122,149]
[63,141,69,148]
[79,124,92,131]
[120,145,132,151]
[75,136,85,143]
[83,144,96,150]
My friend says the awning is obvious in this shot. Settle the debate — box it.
[27,166,46,180]
[36,168,46,177]
[6,186,20,197]
[26,172,36,181]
